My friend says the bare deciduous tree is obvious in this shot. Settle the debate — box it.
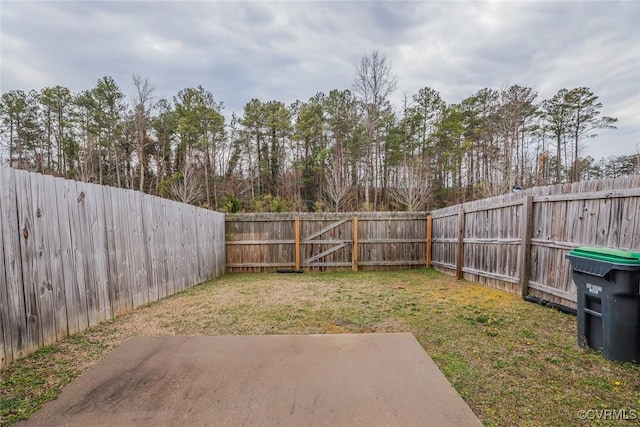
[353,50,397,207]
[169,165,203,205]
[391,162,431,211]
[323,154,352,212]
[133,74,156,193]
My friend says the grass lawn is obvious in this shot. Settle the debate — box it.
[1,269,639,426]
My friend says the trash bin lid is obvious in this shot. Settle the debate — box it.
[568,246,640,266]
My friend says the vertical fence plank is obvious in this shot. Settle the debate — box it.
[295,217,300,271]
[175,202,186,291]
[426,215,432,268]
[0,212,6,365]
[126,190,145,308]
[519,196,533,298]
[15,170,41,353]
[102,186,119,317]
[175,201,186,290]
[216,212,226,277]
[194,207,206,283]
[352,216,359,272]
[123,190,139,308]
[0,199,6,365]
[211,211,219,276]
[165,201,177,296]
[98,186,113,321]
[31,175,57,346]
[188,205,197,284]
[43,176,69,342]
[59,179,86,333]
[76,182,100,327]
[0,168,27,362]
[0,172,10,365]
[45,176,70,340]
[112,188,132,315]
[122,190,139,309]
[89,184,111,323]
[157,200,170,299]
[134,191,150,306]
[456,208,465,280]
[142,195,159,303]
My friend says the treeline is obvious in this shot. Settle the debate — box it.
[1,51,631,212]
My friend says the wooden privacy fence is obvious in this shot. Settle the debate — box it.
[0,167,226,367]
[430,176,640,309]
[225,212,429,272]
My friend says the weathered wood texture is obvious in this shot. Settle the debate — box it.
[225,212,428,272]
[431,176,640,309]
[0,167,225,367]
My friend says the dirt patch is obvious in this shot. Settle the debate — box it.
[363,319,411,333]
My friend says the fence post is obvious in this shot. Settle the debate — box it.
[519,196,533,298]
[456,207,465,280]
[352,216,359,272]
[295,216,300,271]
[426,215,432,268]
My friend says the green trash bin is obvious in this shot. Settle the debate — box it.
[566,247,640,363]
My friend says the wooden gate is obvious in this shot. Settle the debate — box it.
[300,217,354,270]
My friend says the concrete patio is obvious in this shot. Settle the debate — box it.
[19,333,481,426]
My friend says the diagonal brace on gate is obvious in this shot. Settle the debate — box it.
[303,242,349,264]
[302,218,350,242]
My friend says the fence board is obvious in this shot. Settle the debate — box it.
[174,202,187,291]
[103,186,121,318]
[0,171,10,365]
[76,182,100,327]
[98,186,113,321]
[158,198,170,296]
[0,234,5,364]
[0,207,5,365]
[136,192,151,305]
[187,205,199,287]
[142,196,159,302]
[30,174,57,347]
[624,196,639,248]
[1,168,28,363]
[129,190,149,308]
[194,208,204,282]
[518,196,533,298]
[58,179,86,333]
[42,176,68,342]
[217,213,226,277]
[164,201,177,295]
[87,183,111,323]
[114,189,133,314]
[15,170,41,353]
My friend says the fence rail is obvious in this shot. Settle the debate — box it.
[430,176,640,308]
[0,167,225,367]
[225,212,428,272]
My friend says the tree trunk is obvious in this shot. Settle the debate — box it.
[556,133,562,183]
[204,143,211,207]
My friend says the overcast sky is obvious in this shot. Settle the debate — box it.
[1,0,639,160]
